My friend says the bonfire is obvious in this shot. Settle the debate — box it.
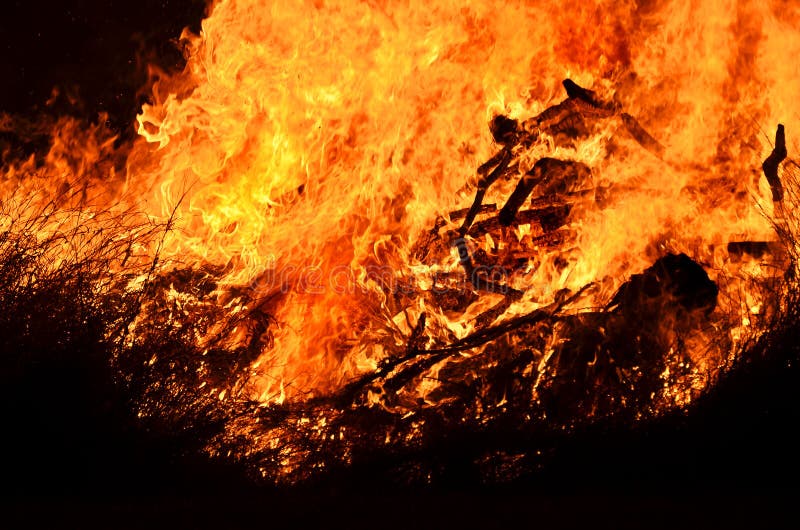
[2,0,800,487]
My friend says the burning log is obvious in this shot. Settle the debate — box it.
[469,205,572,237]
[460,78,658,239]
[461,147,516,236]
[452,83,608,294]
[514,79,663,155]
[461,78,659,245]
[606,253,718,316]
[496,163,547,228]
[410,81,667,380]
[528,186,606,209]
[498,158,590,226]
[341,284,592,406]
[453,236,523,298]
[523,99,592,140]
[561,79,664,156]
[449,203,497,222]
[762,124,787,202]
[562,78,619,114]
[518,228,574,250]
[489,115,520,145]
[541,254,719,421]
[410,204,497,262]
[726,241,786,262]
[620,113,665,158]
[518,79,617,142]
[483,79,615,157]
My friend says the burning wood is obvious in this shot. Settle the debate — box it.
[539,253,719,420]
[4,0,800,490]
[460,147,515,236]
[471,205,572,236]
[763,124,787,202]
[342,284,593,407]
[487,79,664,155]
[562,78,619,112]
[452,236,524,298]
[620,113,665,158]
[498,159,590,227]
[431,79,663,307]
[727,241,783,260]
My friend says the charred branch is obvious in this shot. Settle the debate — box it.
[763,124,787,202]
[449,203,497,222]
[498,158,589,226]
[485,80,661,163]
[621,113,665,158]
[727,241,785,261]
[406,312,428,353]
[453,236,523,298]
[528,187,600,209]
[422,284,592,356]
[490,115,519,145]
[410,204,497,262]
[562,78,619,114]
[498,164,547,226]
[473,296,517,329]
[461,147,515,236]
[469,205,572,237]
[341,284,592,404]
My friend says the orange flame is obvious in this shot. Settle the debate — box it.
[3,0,800,413]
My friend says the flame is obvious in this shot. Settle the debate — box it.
[3,0,800,453]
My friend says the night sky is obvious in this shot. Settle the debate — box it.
[0,0,206,131]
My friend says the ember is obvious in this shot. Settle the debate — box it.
[2,0,800,489]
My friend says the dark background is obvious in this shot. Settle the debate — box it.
[1,1,799,526]
[0,0,206,132]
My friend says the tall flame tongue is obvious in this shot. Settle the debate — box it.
[5,0,799,417]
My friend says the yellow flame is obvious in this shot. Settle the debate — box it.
[3,0,799,411]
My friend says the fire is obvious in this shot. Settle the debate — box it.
[3,0,800,479]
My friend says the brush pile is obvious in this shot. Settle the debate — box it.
[1,86,798,487]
